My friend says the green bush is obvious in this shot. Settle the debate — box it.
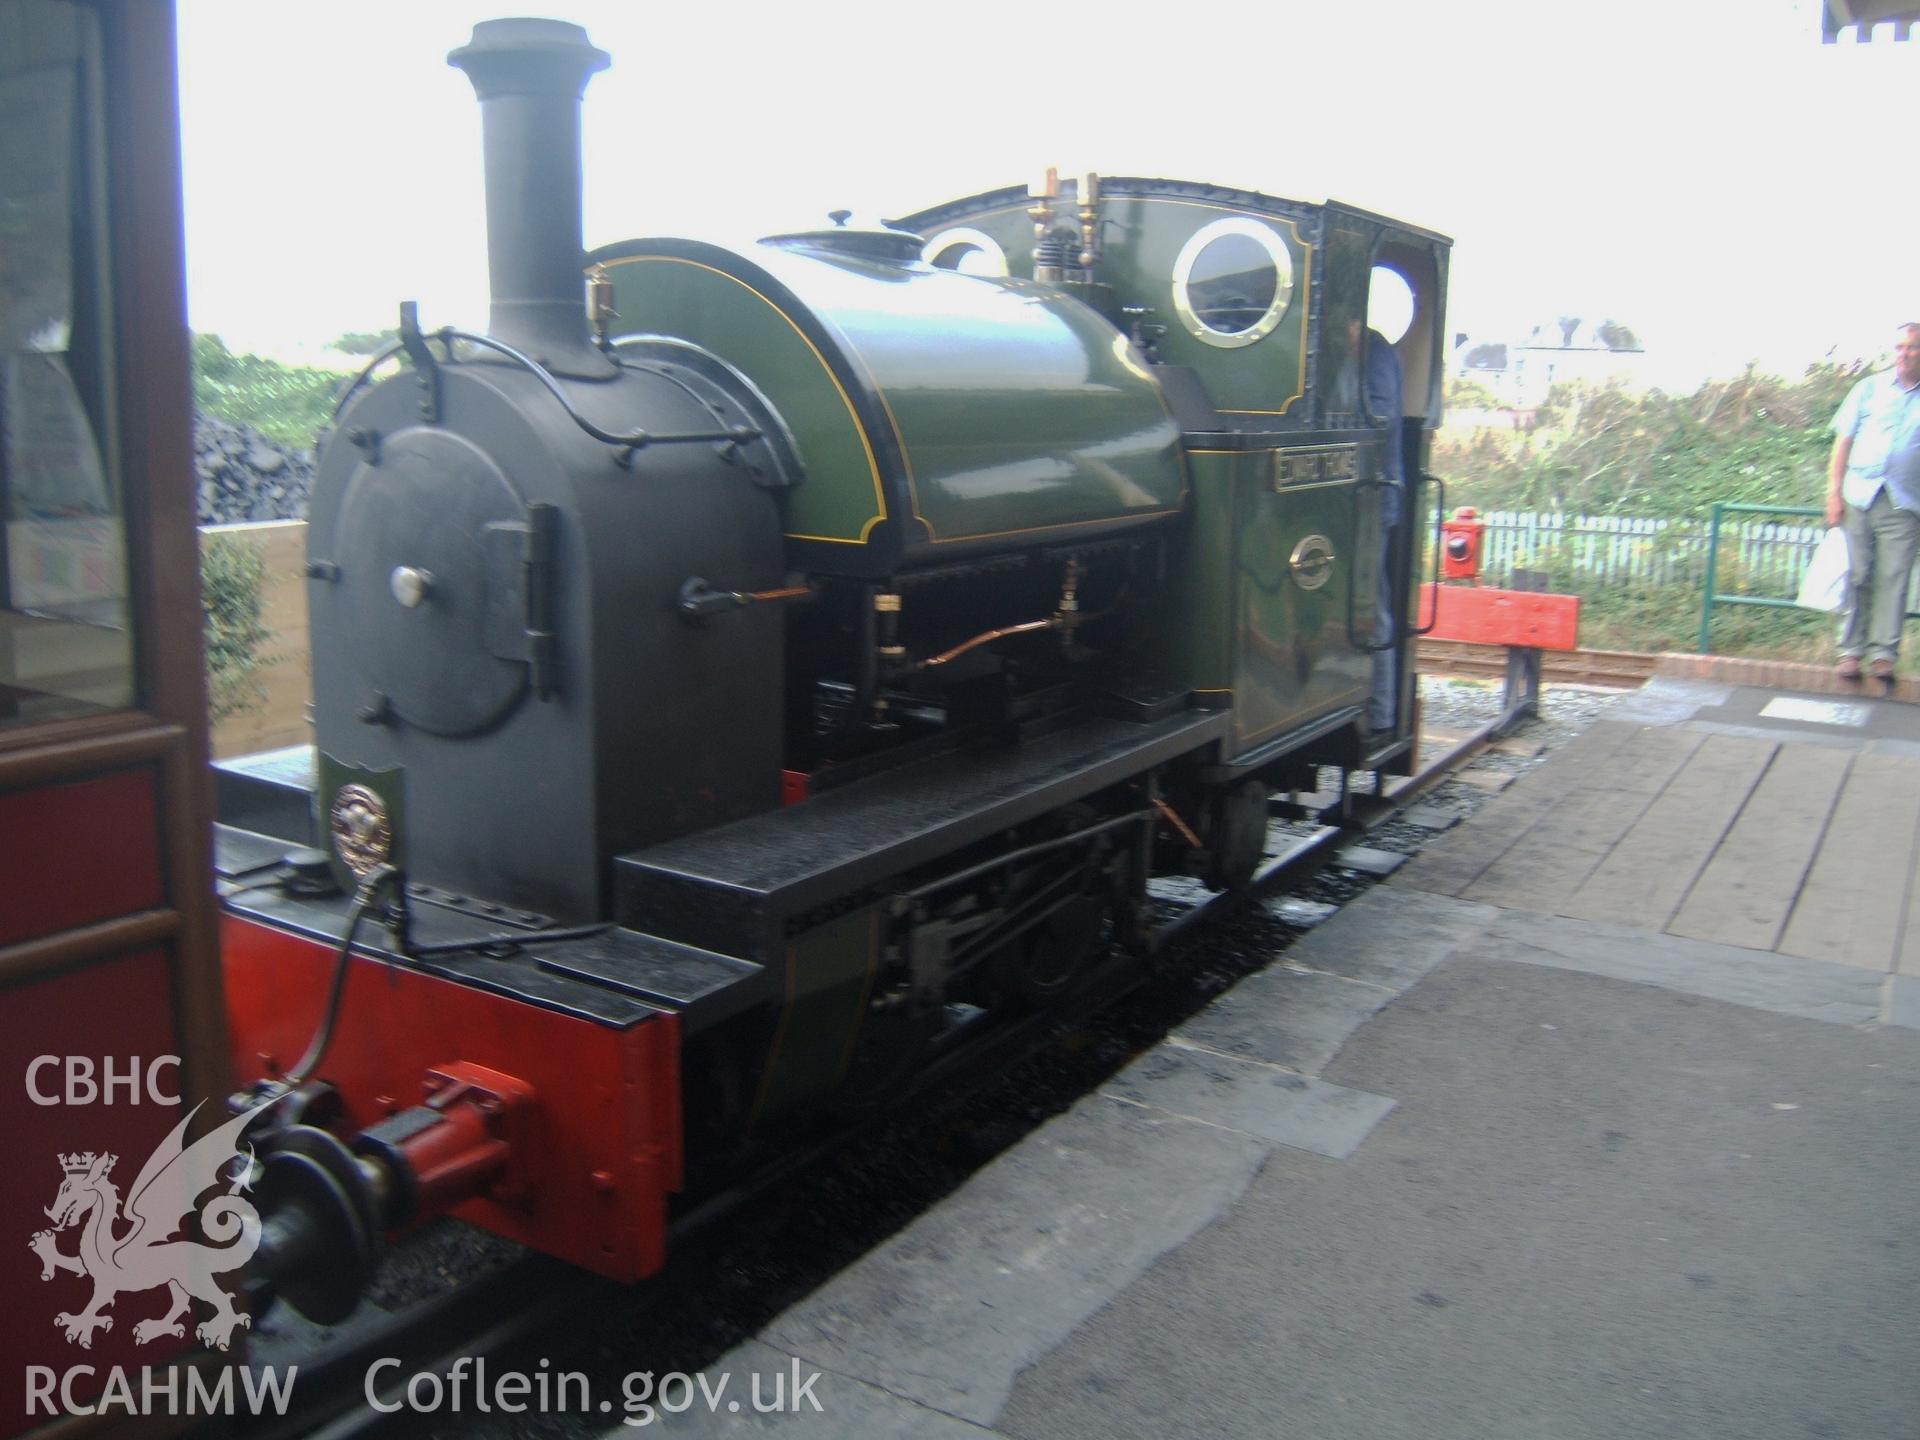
[1431,366,1876,665]
[202,532,273,723]
[192,333,340,449]
[1437,365,1860,520]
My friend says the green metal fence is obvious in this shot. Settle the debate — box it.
[1699,499,1920,652]
[1697,502,1824,653]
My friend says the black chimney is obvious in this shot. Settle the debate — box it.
[448,18,611,376]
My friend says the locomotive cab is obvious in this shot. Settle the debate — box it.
[898,179,1450,793]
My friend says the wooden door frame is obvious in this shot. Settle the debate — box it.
[0,0,227,1120]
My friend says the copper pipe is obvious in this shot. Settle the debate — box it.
[908,572,1128,673]
[746,584,813,603]
[1152,797,1203,850]
[912,617,1059,671]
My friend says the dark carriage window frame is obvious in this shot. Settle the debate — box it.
[0,0,137,730]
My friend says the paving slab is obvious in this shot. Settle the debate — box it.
[1689,682,1920,742]
[1465,726,1708,912]
[1453,768,1514,792]
[1898,820,1920,979]
[636,1340,1002,1437]
[1283,884,1495,992]
[1666,744,1853,952]
[1399,803,1460,831]
[1478,908,1886,1026]
[996,958,1920,1440]
[758,1092,1270,1427]
[1888,974,1920,1030]
[1173,965,1396,1075]
[1332,843,1407,877]
[1778,751,1920,970]
[1103,1039,1396,1159]
[1682,717,1863,750]
[1605,675,1732,724]
[1488,735,1545,759]
[1264,896,1337,927]
[1560,732,1776,929]
[1392,721,1639,898]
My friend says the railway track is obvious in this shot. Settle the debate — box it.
[1417,639,1656,690]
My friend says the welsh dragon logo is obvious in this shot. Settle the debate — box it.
[29,1102,262,1351]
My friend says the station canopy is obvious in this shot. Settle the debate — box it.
[1823,0,1919,39]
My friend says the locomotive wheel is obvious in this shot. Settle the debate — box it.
[996,891,1111,1006]
[1204,778,1270,891]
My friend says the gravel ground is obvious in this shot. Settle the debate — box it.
[289,678,1624,1437]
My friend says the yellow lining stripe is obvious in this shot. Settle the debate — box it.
[1188,447,1355,456]
[602,254,890,543]
[927,506,1185,546]
[1264,478,1359,495]
[865,381,928,538]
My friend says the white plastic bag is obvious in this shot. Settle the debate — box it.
[1797,527,1850,612]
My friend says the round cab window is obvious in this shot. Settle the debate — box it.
[1171,217,1295,348]
[1368,264,1416,344]
[924,228,1009,277]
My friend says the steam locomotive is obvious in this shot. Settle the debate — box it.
[211,17,1450,1320]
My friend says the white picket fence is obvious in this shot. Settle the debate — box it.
[1471,510,1822,594]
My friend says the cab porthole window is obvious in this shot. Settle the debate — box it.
[1369,263,1416,344]
[1170,217,1295,348]
[923,228,1009,277]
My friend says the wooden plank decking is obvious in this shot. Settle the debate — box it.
[1399,717,1920,977]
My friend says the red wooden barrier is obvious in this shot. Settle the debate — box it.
[1419,584,1581,651]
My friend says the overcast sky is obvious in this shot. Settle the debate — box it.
[176,0,1917,384]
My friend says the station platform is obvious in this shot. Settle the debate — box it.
[643,678,1920,1439]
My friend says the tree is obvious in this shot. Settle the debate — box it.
[1444,376,1502,411]
[191,333,340,448]
[1597,320,1641,352]
[1433,364,1862,520]
[329,329,399,355]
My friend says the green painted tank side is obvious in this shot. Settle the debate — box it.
[594,238,1186,567]
[912,193,1314,419]
[753,249,1185,549]
[1135,451,1239,695]
[1227,450,1370,755]
[1141,448,1372,758]
[598,253,888,546]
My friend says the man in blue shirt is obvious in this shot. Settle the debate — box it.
[1827,324,1920,682]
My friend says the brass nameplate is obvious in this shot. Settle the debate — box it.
[1271,444,1358,489]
